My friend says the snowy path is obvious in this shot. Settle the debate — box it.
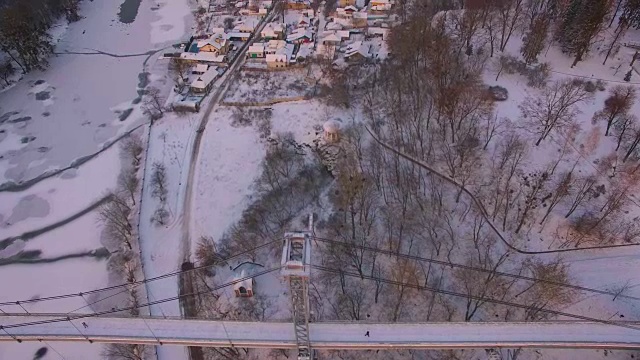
[2,316,640,350]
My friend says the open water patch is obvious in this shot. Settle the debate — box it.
[118,0,142,24]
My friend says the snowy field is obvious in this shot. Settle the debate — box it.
[223,69,313,103]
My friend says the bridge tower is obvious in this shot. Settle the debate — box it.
[281,225,314,360]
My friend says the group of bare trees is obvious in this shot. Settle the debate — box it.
[310,9,640,359]
[98,133,150,359]
[150,161,170,225]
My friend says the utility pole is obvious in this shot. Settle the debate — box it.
[281,216,315,360]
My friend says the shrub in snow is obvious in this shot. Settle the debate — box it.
[151,207,169,226]
[488,86,508,101]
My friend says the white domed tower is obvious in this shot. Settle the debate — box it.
[323,120,341,143]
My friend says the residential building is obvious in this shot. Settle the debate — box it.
[265,39,286,54]
[261,22,285,39]
[336,6,357,19]
[352,12,368,27]
[180,52,226,64]
[370,0,393,10]
[194,33,229,55]
[247,43,266,58]
[190,67,218,93]
[287,28,313,44]
[287,0,310,10]
[338,0,356,8]
[367,27,388,40]
[191,63,209,75]
[227,32,251,41]
[321,32,342,45]
[234,18,259,33]
[266,43,294,68]
[344,41,371,62]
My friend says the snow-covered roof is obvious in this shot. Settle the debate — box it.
[226,32,251,39]
[367,27,388,38]
[193,64,209,73]
[322,32,342,43]
[337,30,351,39]
[344,40,371,58]
[248,43,265,53]
[287,28,313,42]
[180,52,226,63]
[265,39,286,53]
[196,34,228,51]
[190,68,219,89]
[326,21,343,30]
[323,120,341,133]
[344,5,358,11]
[234,18,259,32]
[262,0,273,8]
[266,43,294,62]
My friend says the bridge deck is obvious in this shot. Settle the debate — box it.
[0,315,639,349]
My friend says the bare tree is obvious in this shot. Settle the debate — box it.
[151,162,168,203]
[516,258,576,321]
[613,113,637,151]
[482,114,507,150]
[565,175,597,218]
[622,122,640,162]
[520,79,591,146]
[169,58,191,93]
[594,85,636,136]
[454,238,512,321]
[539,170,574,227]
[101,343,149,360]
[118,168,139,205]
[497,0,525,51]
[0,60,15,86]
[143,87,165,120]
[121,133,144,168]
[195,236,219,268]
[98,193,133,249]
[514,169,550,234]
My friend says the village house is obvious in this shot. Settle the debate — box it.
[234,18,260,33]
[338,0,357,8]
[370,0,393,10]
[287,0,310,10]
[266,42,294,68]
[297,16,312,28]
[193,33,229,55]
[287,28,313,44]
[191,63,209,75]
[226,32,251,41]
[344,41,371,62]
[367,27,388,40]
[247,43,266,58]
[265,39,285,54]
[190,67,219,94]
[321,31,342,46]
[336,5,358,19]
[180,52,226,65]
[352,12,368,27]
[261,22,285,40]
[258,8,268,17]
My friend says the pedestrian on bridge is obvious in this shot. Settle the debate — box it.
[365,331,370,337]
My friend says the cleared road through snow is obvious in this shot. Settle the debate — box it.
[1,316,640,349]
